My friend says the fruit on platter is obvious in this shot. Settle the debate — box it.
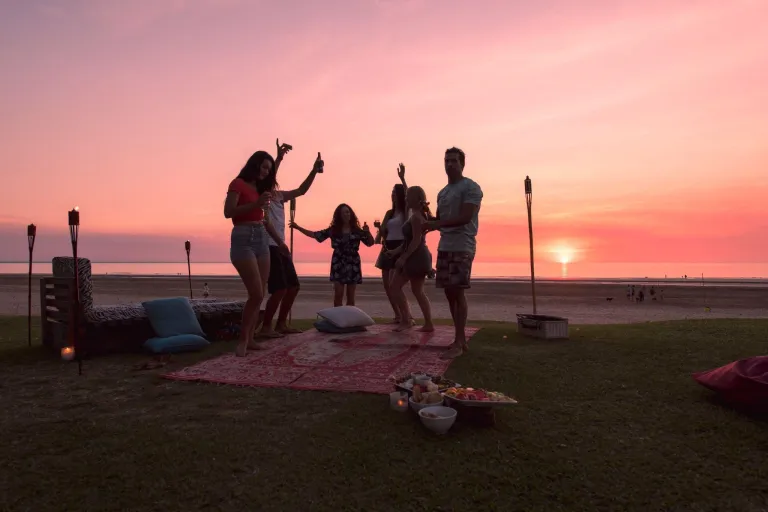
[443,387,517,403]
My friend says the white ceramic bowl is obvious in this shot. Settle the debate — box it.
[418,406,457,435]
[409,395,444,412]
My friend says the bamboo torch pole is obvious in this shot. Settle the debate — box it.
[525,176,537,314]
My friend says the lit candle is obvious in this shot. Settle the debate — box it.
[389,391,408,412]
[61,346,75,361]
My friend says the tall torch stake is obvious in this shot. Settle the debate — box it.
[525,176,537,314]
[68,207,82,375]
[289,198,296,322]
[27,224,36,347]
[185,240,193,299]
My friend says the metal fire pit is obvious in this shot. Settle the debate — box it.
[516,314,569,340]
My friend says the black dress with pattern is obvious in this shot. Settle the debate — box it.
[314,228,375,285]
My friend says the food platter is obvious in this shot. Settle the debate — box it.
[393,374,459,396]
[442,395,517,408]
[442,388,518,408]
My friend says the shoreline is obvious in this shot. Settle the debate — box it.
[1,273,767,288]
[1,274,767,324]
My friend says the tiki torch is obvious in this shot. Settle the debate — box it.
[289,198,296,322]
[185,240,192,299]
[27,224,36,347]
[525,177,537,314]
[289,198,296,256]
[68,207,82,375]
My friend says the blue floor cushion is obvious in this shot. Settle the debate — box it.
[144,334,210,354]
[142,297,205,338]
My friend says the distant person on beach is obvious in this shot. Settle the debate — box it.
[423,147,483,360]
[258,140,324,338]
[374,166,413,325]
[203,282,210,298]
[224,150,289,357]
[626,285,631,300]
[385,184,434,332]
[290,203,375,307]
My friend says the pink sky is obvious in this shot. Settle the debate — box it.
[1,0,767,271]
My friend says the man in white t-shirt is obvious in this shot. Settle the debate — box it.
[259,139,323,337]
[424,147,483,359]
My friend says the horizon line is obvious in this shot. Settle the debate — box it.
[1,260,766,265]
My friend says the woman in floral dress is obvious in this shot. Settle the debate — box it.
[290,203,374,307]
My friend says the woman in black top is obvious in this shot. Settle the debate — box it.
[386,186,434,332]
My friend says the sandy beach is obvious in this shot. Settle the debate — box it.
[2,274,767,324]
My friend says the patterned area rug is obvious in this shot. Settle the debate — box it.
[163,324,479,394]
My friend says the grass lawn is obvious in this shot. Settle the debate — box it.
[1,316,767,511]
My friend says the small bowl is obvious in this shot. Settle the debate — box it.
[409,395,444,413]
[418,406,457,435]
[414,375,432,387]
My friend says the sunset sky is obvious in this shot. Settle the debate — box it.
[1,0,767,273]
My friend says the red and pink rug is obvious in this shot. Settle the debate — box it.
[163,324,478,394]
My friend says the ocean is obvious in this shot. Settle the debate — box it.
[0,261,766,282]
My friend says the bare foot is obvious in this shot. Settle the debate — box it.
[256,329,284,339]
[247,341,268,351]
[276,326,303,334]
[254,310,265,330]
[394,322,412,332]
[418,324,435,332]
[440,344,464,360]
[390,317,401,324]
[235,343,248,357]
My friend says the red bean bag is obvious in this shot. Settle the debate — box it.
[693,356,768,413]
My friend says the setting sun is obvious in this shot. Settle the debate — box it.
[549,244,578,265]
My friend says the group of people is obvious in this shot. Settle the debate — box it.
[627,284,662,302]
[224,140,482,361]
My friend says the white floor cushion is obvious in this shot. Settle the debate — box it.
[317,306,375,328]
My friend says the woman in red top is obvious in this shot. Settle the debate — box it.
[224,151,289,357]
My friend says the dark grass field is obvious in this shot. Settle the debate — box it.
[1,316,767,511]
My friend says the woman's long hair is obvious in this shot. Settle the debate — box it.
[391,184,407,217]
[237,151,275,193]
[329,203,361,237]
[264,161,280,193]
[408,186,433,219]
